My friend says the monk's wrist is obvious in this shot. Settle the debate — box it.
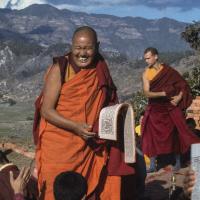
[13,188,23,194]
[67,121,78,133]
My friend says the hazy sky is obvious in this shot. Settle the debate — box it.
[0,0,200,22]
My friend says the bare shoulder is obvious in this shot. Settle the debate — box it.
[46,64,61,81]
[42,63,62,95]
[49,63,60,73]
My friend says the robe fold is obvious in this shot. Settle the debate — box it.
[35,54,134,200]
[142,64,200,157]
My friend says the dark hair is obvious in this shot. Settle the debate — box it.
[72,26,97,43]
[186,118,196,128]
[0,150,10,164]
[144,47,159,55]
[53,171,87,200]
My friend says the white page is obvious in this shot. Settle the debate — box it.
[191,143,200,200]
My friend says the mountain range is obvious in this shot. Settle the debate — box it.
[0,4,190,57]
[0,4,193,103]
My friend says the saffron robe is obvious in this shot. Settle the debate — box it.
[35,54,134,200]
[142,64,200,157]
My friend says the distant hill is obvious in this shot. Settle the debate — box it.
[0,4,194,103]
[0,4,190,58]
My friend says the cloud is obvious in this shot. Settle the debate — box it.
[0,0,199,11]
[52,0,200,11]
[133,0,200,10]
[0,0,47,9]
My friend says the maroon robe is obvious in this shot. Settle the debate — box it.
[141,64,200,157]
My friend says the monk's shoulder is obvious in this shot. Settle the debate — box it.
[45,64,61,83]
[165,64,180,75]
[143,67,149,78]
[53,55,66,65]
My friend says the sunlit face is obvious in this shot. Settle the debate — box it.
[144,51,158,67]
[71,31,97,69]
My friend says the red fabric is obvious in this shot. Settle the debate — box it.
[142,65,200,157]
[14,194,24,200]
[0,165,19,200]
[149,64,192,110]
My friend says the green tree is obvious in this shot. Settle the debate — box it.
[130,91,147,124]
[181,21,200,51]
[183,65,200,96]
[182,21,200,96]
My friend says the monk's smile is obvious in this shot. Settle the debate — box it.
[71,32,97,69]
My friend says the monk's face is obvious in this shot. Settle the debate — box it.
[71,31,97,69]
[144,51,158,67]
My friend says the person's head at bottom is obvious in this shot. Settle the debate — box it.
[53,171,87,200]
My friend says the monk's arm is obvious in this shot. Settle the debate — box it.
[40,65,95,139]
[142,72,166,98]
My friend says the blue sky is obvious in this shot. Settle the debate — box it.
[0,0,200,22]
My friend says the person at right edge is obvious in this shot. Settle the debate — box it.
[141,47,200,172]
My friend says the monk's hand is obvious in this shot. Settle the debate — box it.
[170,91,183,106]
[74,123,96,140]
[9,167,31,194]
[183,169,196,198]
[170,95,179,106]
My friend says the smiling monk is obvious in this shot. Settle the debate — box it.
[34,26,135,200]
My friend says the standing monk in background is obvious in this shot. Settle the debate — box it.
[141,47,200,172]
[34,26,135,200]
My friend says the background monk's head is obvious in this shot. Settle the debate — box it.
[71,26,99,69]
[144,47,159,68]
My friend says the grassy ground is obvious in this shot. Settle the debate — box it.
[0,102,35,170]
[0,102,35,151]
[7,151,33,169]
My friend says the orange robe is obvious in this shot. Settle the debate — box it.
[144,65,163,81]
[35,63,121,200]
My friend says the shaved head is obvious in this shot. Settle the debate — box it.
[72,26,98,44]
